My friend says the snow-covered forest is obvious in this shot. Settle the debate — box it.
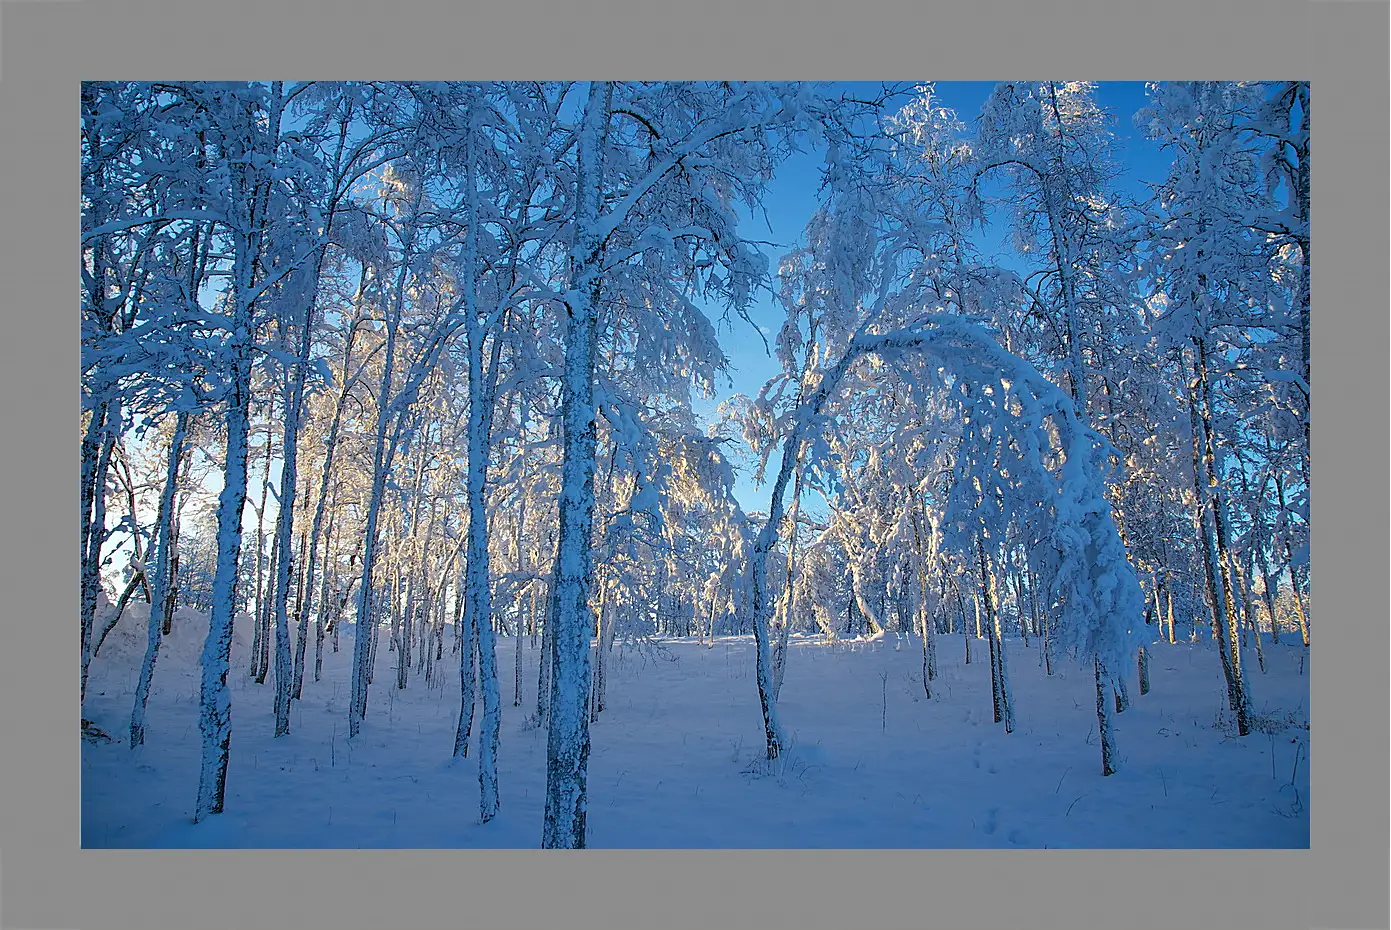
[81,81,1310,849]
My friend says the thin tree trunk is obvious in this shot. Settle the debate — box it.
[454,603,478,757]
[314,505,335,682]
[1010,561,1031,648]
[93,570,145,660]
[1164,580,1177,646]
[1185,358,1244,730]
[162,482,183,638]
[291,523,311,697]
[367,586,381,685]
[512,447,530,709]
[130,411,188,747]
[269,277,315,737]
[1235,558,1266,674]
[994,603,1015,733]
[257,525,278,686]
[977,537,1012,731]
[850,560,886,637]
[978,540,1002,725]
[909,507,936,696]
[771,466,805,699]
[1094,658,1116,776]
[81,414,117,704]
[1254,532,1281,645]
[590,581,610,723]
[536,581,553,726]
[956,581,971,666]
[111,441,154,606]
[1194,339,1251,734]
[249,423,275,680]
[80,408,109,705]
[1286,549,1310,648]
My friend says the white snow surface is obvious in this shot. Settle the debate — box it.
[82,604,1309,848]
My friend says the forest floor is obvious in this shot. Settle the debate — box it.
[81,604,1310,848]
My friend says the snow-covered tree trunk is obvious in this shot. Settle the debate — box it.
[589,582,611,722]
[956,581,971,665]
[976,539,1013,733]
[1234,551,1266,674]
[909,506,936,696]
[196,250,256,812]
[994,602,1015,734]
[535,588,552,725]
[543,82,612,849]
[1285,558,1309,646]
[849,560,886,637]
[367,589,383,683]
[771,463,806,698]
[80,405,116,704]
[130,410,189,747]
[162,516,181,636]
[462,320,504,822]
[513,590,526,707]
[109,443,155,610]
[314,506,336,681]
[1165,583,1177,646]
[195,362,253,820]
[512,466,529,709]
[291,523,311,696]
[1010,565,1031,647]
[452,586,478,757]
[249,425,274,681]
[978,540,1002,724]
[293,525,315,692]
[195,89,280,821]
[270,244,316,736]
[395,446,428,692]
[1032,570,1053,675]
[455,110,506,821]
[1191,339,1251,735]
[1028,572,1042,640]
[256,527,277,685]
[600,582,624,713]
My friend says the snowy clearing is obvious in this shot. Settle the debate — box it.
[82,604,1309,848]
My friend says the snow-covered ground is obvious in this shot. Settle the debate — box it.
[81,605,1309,848]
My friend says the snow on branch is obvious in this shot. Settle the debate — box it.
[754,312,1146,678]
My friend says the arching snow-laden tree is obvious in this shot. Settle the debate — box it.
[745,312,1148,772]
[742,86,1147,770]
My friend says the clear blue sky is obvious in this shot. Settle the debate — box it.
[698,81,1167,514]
